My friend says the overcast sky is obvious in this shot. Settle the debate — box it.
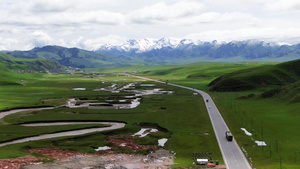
[1,0,300,50]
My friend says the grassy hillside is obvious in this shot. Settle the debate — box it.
[9,46,145,68]
[208,59,300,92]
[0,52,65,72]
[91,62,274,91]
[0,61,21,86]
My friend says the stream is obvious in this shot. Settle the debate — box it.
[0,107,125,147]
[0,83,172,148]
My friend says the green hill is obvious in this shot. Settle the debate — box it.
[0,52,65,72]
[0,61,20,86]
[8,46,145,68]
[208,59,300,91]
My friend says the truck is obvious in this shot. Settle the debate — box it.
[225,131,233,141]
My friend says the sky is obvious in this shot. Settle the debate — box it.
[1,0,300,50]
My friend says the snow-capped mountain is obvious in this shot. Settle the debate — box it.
[95,38,299,64]
[5,38,300,68]
[96,38,282,54]
[97,37,196,53]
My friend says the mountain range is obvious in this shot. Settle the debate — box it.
[3,38,300,68]
[96,38,300,64]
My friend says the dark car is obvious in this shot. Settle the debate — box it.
[225,131,233,141]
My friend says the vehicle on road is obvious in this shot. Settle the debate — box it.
[225,131,233,141]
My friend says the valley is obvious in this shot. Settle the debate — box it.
[1,1,300,168]
[0,52,299,168]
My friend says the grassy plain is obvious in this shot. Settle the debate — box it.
[0,70,221,168]
[1,61,299,169]
[126,61,299,169]
[213,92,300,169]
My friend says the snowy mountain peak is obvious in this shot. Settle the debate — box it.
[96,38,284,53]
[108,37,182,53]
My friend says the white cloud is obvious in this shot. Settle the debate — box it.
[28,0,73,13]
[265,0,300,12]
[168,12,261,26]
[67,35,127,50]
[30,31,54,47]
[0,38,19,51]
[128,1,204,24]
[57,11,124,25]
[185,27,300,44]
[0,0,300,50]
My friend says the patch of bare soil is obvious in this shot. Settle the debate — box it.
[20,148,174,169]
[107,135,157,153]
[0,155,44,169]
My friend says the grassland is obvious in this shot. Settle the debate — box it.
[212,91,300,169]
[125,61,299,169]
[1,60,299,168]
[209,59,300,92]
[0,70,222,168]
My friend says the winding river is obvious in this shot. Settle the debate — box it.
[0,83,174,148]
[0,107,126,147]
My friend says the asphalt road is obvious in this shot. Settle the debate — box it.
[131,75,252,169]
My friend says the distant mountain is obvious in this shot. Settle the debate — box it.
[0,52,65,73]
[4,39,300,68]
[7,46,144,68]
[98,37,183,53]
[96,38,300,64]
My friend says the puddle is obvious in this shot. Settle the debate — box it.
[132,128,158,138]
[126,88,173,96]
[241,128,252,136]
[158,138,168,147]
[241,127,267,146]
[95,146,111,151]
[72,88,86,91]
[255,141,267,146]
[68,83,173,110]
[140,84,156,87]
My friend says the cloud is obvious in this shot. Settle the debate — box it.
[0,38,19,51]
[265,0,300,12]
[67,35,127,50]
[0,0,300,51]
[30,31,54,47]
[0,26,19,34]
[0,10,124,27]
[55,11,125,25]
[28,0,73,13]
[185,27,300,44]
[128,1,204,24]
[168,12,260,26]
[1,0,125,27]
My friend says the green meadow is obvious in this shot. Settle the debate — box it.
[129,61,299,169]
[0,69,221,168]
[1,61,299,169]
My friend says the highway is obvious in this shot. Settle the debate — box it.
[131,75,252,169]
